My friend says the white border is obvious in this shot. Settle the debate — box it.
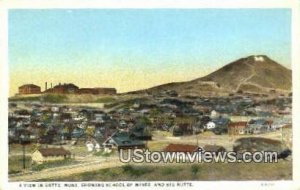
[0,6,9,190]
[292,0,300,186]
[0,0,296,9]
[0,0,299,190]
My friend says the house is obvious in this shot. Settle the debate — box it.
[212,117,230,128]
[171,123,193,136]
[164,143,200,153]
[71,127,85,138]
[228,122,248,135]
[205,121,216,130]
[18,84,41,95]
[14,109,31,119]
[247,119,273,134]
[211,117,230,135]
[210,110,220,118]
[32,147,71,163]
[86,140,101,152]
[129,123,152,140]
[102,132,145,151]
[130,130,152,140]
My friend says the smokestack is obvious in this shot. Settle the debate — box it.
[51,83,53,88]
[45,82,47,91]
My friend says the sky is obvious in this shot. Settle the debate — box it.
[9,9,291,96]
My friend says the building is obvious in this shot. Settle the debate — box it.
[247,119,273,134]
[44,83,79,94]
[102,132,145,151]
[19,82,117,95]
[172,123,193,136]
[32,147,71,163]
[228,122,248,135]
[18,84,41,95]
[163,144,201,162]
[211,117,231,135]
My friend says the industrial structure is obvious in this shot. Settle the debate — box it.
[18,82,117,95]
[18,84,41,95]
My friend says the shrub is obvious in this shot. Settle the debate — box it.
[122,165,153,177]
[191,164,200,176]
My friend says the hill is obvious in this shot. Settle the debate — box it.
[132,55,291,96]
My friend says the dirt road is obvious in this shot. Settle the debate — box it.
[9,157,123,182]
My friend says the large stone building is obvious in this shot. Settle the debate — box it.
[44,83,79,94]
[18,84,41,95]
[19,82,117,95]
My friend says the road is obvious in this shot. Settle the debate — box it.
[9,157,123,182]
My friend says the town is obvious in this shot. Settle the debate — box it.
[8,81,292,181]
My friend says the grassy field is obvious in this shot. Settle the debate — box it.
[9,94,141,104]
[9,155,79,174]
[39,161,292,181]
[9,94,68,103]
[9,155,32,174]
[31,159,78,171]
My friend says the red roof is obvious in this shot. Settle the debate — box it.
[164,143,199,153]
[228,122,247,128]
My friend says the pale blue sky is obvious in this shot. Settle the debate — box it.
[8,9,291,95]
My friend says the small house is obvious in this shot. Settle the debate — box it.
[103,132,145,151]
[32,147,71,163]
[228,122,248,135]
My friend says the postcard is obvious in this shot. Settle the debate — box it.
[0,0,299,190]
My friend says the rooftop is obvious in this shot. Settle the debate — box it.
[164,143,199,153]
[37,147,71,157]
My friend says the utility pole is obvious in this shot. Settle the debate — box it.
[281,126,283,143]
[20,134,29,170]
[22,144,26,170]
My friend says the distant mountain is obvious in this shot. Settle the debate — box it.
[132,55,291,96]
